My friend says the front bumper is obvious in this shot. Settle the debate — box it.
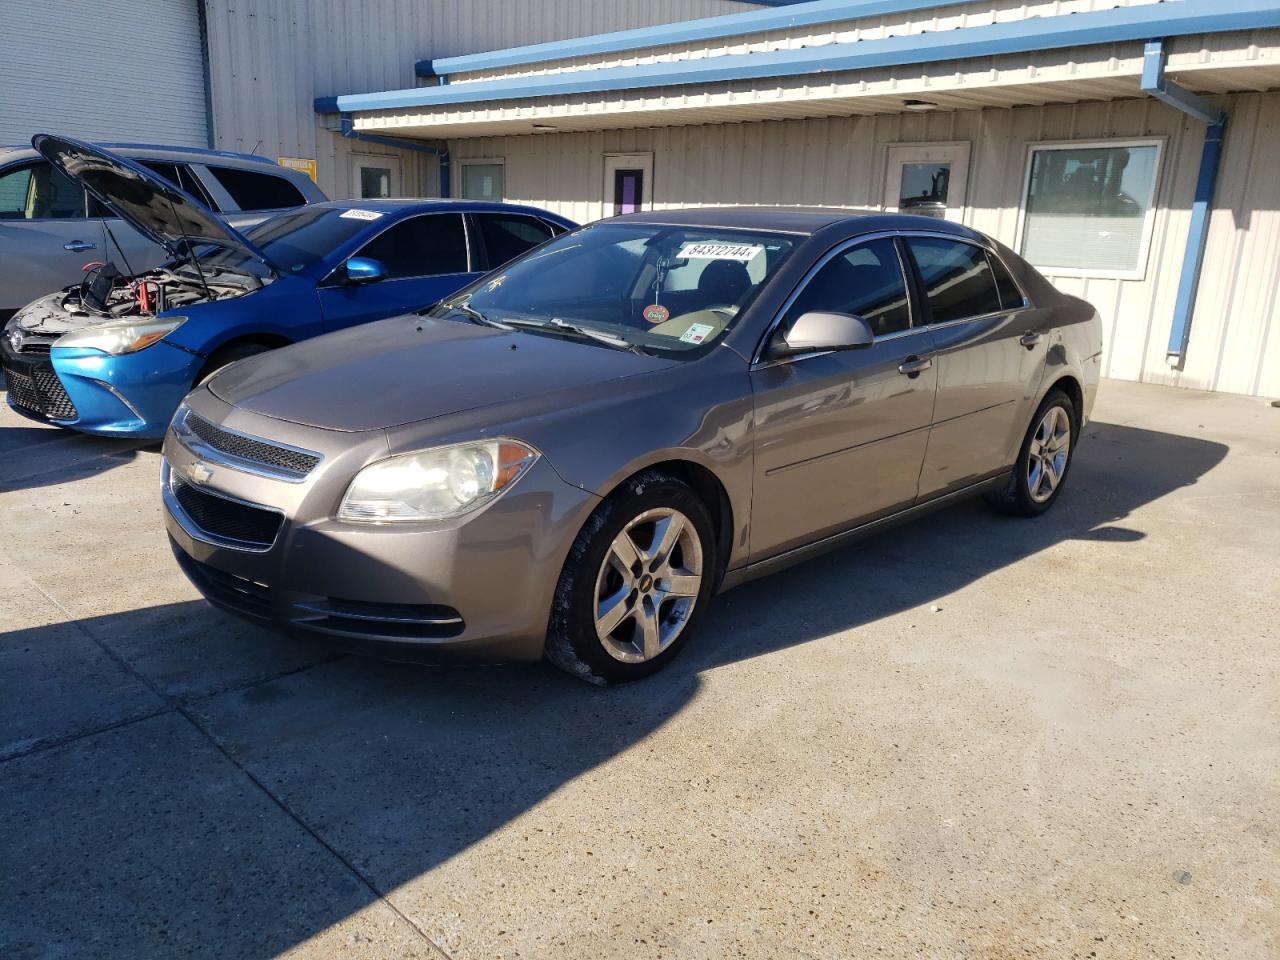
[0,334,200,438]
[163,390,600,663]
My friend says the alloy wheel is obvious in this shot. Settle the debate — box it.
[1027,404,1071,503]
[593,507,704,663]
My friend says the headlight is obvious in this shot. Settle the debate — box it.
[339,439,539,522]
[55,316,187,355]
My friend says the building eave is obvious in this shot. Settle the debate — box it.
[334,0,1280,118]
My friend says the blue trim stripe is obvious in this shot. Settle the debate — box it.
[343,0,1280,115]
[417,0,973,78]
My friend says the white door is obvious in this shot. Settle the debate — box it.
[351,155,402,199]
[883,142,971,223]
[602,153,653,220]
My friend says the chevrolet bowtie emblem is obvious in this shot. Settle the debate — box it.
[187,461,214,484]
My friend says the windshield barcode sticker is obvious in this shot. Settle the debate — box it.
[339,209,384,221]
[676,242,763,262]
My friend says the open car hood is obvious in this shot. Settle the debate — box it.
[32,134,275,271]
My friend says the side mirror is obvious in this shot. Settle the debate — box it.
[770,311,875,359]
[342,256,388,285]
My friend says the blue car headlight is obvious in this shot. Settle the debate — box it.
[55,316,187,356]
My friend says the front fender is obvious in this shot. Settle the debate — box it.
[163,277,322,356]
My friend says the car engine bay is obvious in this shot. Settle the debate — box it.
[6,262,266,345]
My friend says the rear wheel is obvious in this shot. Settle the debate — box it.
[546,471,716,684]
[985,388,1077,517]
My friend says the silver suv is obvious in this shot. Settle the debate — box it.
[0,141,327,319]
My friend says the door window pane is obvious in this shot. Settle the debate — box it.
[612,169,644,216]
[475,213,554,267]
[906,238,1003,324]
[785,238,910,336]
[359,165,392,199]
[356,213,468,278]
[899,163,950,219]
[138,161,218,209]
[208,165,307,210]
[1020,142,1159,274]
[988,251,1025,310]
[461,163,503,201]
[0,162,84,219]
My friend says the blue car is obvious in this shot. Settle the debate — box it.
[0,135,574,439]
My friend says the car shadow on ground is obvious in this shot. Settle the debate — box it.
[0,420,1229,958]
[0,385,149,492]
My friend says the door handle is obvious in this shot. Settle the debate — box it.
[63,240,97,252]
[898,355,933,378]
[1019,331,1043,349]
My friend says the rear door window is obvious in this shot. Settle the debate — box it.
[473,213,555,268]
[206,165,306,211]
[904,237,1004,324]
[138,161,218,209]
[355,213,469,278]
[987,251,1026,310]
[0,162,85,220]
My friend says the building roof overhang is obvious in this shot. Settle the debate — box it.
[318,0,1280,139]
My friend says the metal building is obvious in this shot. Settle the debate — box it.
[317,0,1280,398]
[0,0,210,146]
[201,0,755,199]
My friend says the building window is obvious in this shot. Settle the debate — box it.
[1017,140,1161,279]
[460,160,504,201]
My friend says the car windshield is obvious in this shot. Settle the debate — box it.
[430,222,797,355]
[197,206,376,275]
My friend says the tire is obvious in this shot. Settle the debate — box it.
[195,341,274,385]
[546,470,717,684]
[985,387,1078,517]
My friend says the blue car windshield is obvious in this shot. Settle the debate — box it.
[197,207,376,274]
[433,222,796,355]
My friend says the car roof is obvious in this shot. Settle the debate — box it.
[608,205,986,240]
[310,198,573,220]
[0,141,283,168]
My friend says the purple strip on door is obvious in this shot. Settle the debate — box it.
[613,169,644,215]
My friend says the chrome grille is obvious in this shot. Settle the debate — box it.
[183,411,321,478]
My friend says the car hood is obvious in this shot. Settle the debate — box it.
[33,134,274,271]
[208,315,678,432]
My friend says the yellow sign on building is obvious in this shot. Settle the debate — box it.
[277,156,317,182]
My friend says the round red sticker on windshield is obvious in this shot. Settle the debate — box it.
[643,304,670,324]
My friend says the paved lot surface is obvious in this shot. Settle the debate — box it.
[1,379,1277,960]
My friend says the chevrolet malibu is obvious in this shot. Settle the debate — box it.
[164,208,1102,683]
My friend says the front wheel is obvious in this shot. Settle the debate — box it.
[546,471,716,684]
[985,388,1077,517]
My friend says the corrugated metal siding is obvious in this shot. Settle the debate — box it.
[451,0,1163,84]
[353,31,1280,140]
[1178,92,1280,397]
[451,91,1280,397]
[0,0,207,146]
[202,0,753,199]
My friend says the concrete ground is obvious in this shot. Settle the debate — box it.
[0,379,1276,960]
